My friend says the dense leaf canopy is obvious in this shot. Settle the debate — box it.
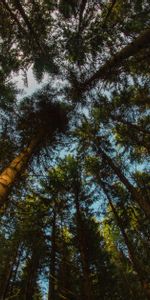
[0,1,150,299]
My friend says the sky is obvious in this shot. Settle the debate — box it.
[12,66,49,98]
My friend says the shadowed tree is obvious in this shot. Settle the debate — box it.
[74,115,150,217]
[69,28,150,99]
[0,86,71,208]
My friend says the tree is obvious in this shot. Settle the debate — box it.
[75,114,150,217]
[0,86,70,208]
[0,1,149,299]
[69,28,150,100]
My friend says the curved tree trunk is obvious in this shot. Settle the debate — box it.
[79,28,150,92]
[0,134,41,208]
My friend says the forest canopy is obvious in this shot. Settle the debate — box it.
[0,0,150,299]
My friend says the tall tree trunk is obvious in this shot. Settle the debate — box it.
[74,185,93,300]
[58,216,72,300]
[116,248,135,299]
[8,243,24,297]
[24,251,40,300]
[102,185,150,299]
[0,134,41,208]
[48,210,57,300]
[96,146,150,217]
[0,262,14,300]
[79,28,150,92]
[0,245,19,300]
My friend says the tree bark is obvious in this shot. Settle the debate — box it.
[74,183,93,300]
[79,28,150,92]
[48,210,57,300]
[0,134,41,208]
[97,146,150,217]
[0,245,19,300]
[0,262,14,300]
[8,244,23,297]
[24,251,40,300]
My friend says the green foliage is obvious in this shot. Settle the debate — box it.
[0,1,150,299]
